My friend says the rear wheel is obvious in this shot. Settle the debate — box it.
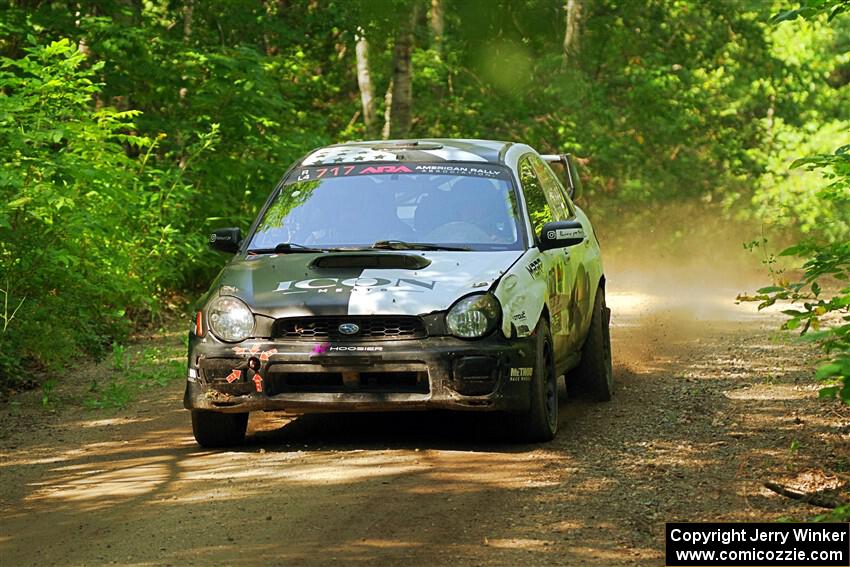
[191,410,249,448]
[569,286,613,401]
[515,320,558,442]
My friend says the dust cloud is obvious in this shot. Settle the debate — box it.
[594,202,781,317]
[591,201,790,370]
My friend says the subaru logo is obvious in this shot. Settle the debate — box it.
[338,323,360,335]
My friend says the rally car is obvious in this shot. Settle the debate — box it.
[185,139,612,447]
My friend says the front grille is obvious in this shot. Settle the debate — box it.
[272,316,427,341]
[265,369,428,395]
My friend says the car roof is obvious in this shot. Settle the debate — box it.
[300,138,516,166]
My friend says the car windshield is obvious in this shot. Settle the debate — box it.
[247,162,523,251]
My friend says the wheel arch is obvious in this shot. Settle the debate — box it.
[593,274,607,311]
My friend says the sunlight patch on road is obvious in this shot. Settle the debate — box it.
[485,537,553,550]
[352,539,424,549]
[26,459,170,510]
[152,449,559,506]
[78,416,156,428]
[183,450,542,488]
[550,519,584,531]
[623,441,718,471]
[179,453,421,486]
[571,545,650,563]
[724,383,819,401]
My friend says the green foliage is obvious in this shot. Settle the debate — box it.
[40,377,57,407]
[111,342,128,372]
[0,0,848,396]
[750,122,850,241]
[0,38,212,385]
[85,345,182,409]
[84,377,132,410]
[789,438,800,455]
[751,2,850,406]
[750,241,850,405]
[772,0,850,23]
[750,187,849,406]
[814,502,850,522]
[1,39,136,380]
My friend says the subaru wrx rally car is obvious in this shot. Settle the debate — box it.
[185,139,612,447]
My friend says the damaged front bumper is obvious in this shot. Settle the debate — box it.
[183,333,536,414]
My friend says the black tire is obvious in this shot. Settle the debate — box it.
[191,410,249,448]
[558,373,569,403]
[515,320,558,442]
[569,285,613,402]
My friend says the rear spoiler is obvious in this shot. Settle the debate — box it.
[540,154,583,200]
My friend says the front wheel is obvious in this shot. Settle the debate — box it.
[514,320,558,442]
[191,410,249,448]
[568,285,613,401]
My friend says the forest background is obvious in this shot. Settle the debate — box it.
[0,0,847,405]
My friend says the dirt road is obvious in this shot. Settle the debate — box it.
[1,271,848,566]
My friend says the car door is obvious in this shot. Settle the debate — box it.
[518,154,574,369]
[538,156,599,350]
[531,156,594,356]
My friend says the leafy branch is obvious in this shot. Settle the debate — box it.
[772,0,850,23]
[0,282,26,335]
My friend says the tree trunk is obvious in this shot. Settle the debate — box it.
[355,27,376,129]
[183,0,194,43]
[562,0,581,68]
[74,3,90,57]
[429,0,444,49]
[131,0,143,25]
[381,79,393,140]
[180,0,193,99]
[388,4,419,139]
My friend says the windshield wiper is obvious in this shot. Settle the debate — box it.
[247,242,330,254]
[371,239,471,252]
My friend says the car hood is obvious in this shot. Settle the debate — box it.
[213,250,523,318]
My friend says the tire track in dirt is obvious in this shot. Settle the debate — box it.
[1,277,847,566]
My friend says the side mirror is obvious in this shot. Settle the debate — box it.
[209,227,242,253]
[539,220,586,251]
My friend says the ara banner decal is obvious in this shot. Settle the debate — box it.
[287,162,511,183]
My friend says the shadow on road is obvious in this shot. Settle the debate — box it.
[2,283,846,567]
[249,404,594,453]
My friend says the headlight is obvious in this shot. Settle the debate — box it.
[207,296,254,342]
[446,293,500,338]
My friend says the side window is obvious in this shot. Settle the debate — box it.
[518,156,549,231]
[561,185,576,217]
[532,157,572,220]
[539,163,576,218]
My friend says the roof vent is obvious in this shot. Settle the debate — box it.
[371,141,443,151]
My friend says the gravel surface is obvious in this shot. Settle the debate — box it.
[1,278,848,566]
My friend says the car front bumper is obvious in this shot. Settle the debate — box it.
[183,333,537,414]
